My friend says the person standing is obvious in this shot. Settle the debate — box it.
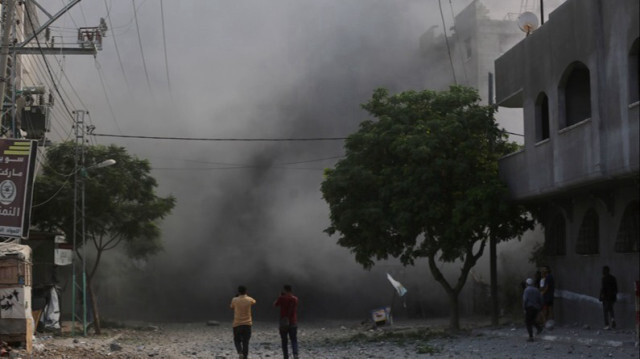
[523,278,544,342]
[600,265,618,330]
[274,284,299,359]
[540,265,555,328]
[230,285,257,359]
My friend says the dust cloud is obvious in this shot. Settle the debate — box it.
[46,0,562,322]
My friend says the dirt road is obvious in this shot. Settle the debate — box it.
[6,319,639,358]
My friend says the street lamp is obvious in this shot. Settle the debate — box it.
[72,158,115,336]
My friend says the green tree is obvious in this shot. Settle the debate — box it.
[32,141,175,334]
[321,86,532,330]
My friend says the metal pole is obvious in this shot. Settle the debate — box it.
[81,157,87,336]
[488,72,494,106]
[72,114,79,336]
[76,110,87,336]
[72,110,87,336]
[0,0,16,124]
[488,72,499,326]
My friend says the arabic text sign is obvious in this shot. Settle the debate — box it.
[0,139,38,238]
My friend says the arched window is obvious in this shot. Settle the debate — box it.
[560,62,591,127]
[576,208,599,255]
[545,214,566,255]
[535,92,550,141]
[629,38,639,104]
[615,201,639,253]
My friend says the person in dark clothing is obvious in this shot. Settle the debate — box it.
[540,265,555,327]
[600,266,618,330]
[274,285,299,359]
[523,278,544,342]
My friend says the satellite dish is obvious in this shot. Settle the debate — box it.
[517,12,539,34]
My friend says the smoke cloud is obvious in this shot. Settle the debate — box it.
[48,0,562,322]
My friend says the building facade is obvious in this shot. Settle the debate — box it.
[495,0,639,328]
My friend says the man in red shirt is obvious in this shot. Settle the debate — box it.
[274,285,299,359]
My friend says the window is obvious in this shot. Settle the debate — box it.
[559,62,591,127]
[535,92,550,141]
[545,214,566,255]
[576,208,599,255]
[629,38,639,104]
[615,201,639,253]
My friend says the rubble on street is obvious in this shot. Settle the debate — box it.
[2,319,637,359]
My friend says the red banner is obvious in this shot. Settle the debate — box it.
[0,139,37,238]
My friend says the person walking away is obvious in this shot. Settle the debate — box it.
[274,285,299,359]
[600,265,618,330]
[230,286,257,359]
[540,265,555,328]
[523,278,544,342]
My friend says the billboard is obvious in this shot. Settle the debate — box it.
[0,139,38,238]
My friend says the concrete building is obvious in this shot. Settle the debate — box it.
[495,0,639,328]
[420,0,564,140]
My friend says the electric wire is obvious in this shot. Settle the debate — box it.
[24,54,78,131]
[132,0,154,96]
[15,61,68,141]
[149,155,344,168]
[505,131,524,137]
[160,0,173,99]
[94,59,123,134]
[23,5,76,125]
[448,0,469,85]
[77,1,89,26]
[438,0,457,85]
[92,133,348,142]
[21,36,95,134]
[103,0,131,92]
[59,0,79,29]
[152,166,329,171]
[31,178,70,208]
[14,27,75,139]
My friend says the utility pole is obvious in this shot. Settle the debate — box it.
[488,72,499,326]
[1,0,107,337]
[0,0,17,135]
[0,0,104,139]
[72,110,86,336]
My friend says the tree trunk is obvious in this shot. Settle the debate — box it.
[88,281,102,334]
[448,292,460,331]
[490,236,499,326]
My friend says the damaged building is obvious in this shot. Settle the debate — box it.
[495,0,639,328]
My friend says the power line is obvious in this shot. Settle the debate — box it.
[448,0,469,85]
[149,155,344,167]
[152,166,328,171]
[104,0,131,92]
[160,0,172,99]
[92,133,348,142]
[24,5,76,123]
[132,0,153,96]
[94,59,123,134]
[438,0,457,85]
[505,131,524,137]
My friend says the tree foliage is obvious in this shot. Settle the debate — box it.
[31,141,175,332]
[321,86,532,330]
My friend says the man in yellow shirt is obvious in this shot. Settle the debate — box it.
[230,285,256,359]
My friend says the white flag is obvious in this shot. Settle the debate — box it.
[386,273,408,297]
